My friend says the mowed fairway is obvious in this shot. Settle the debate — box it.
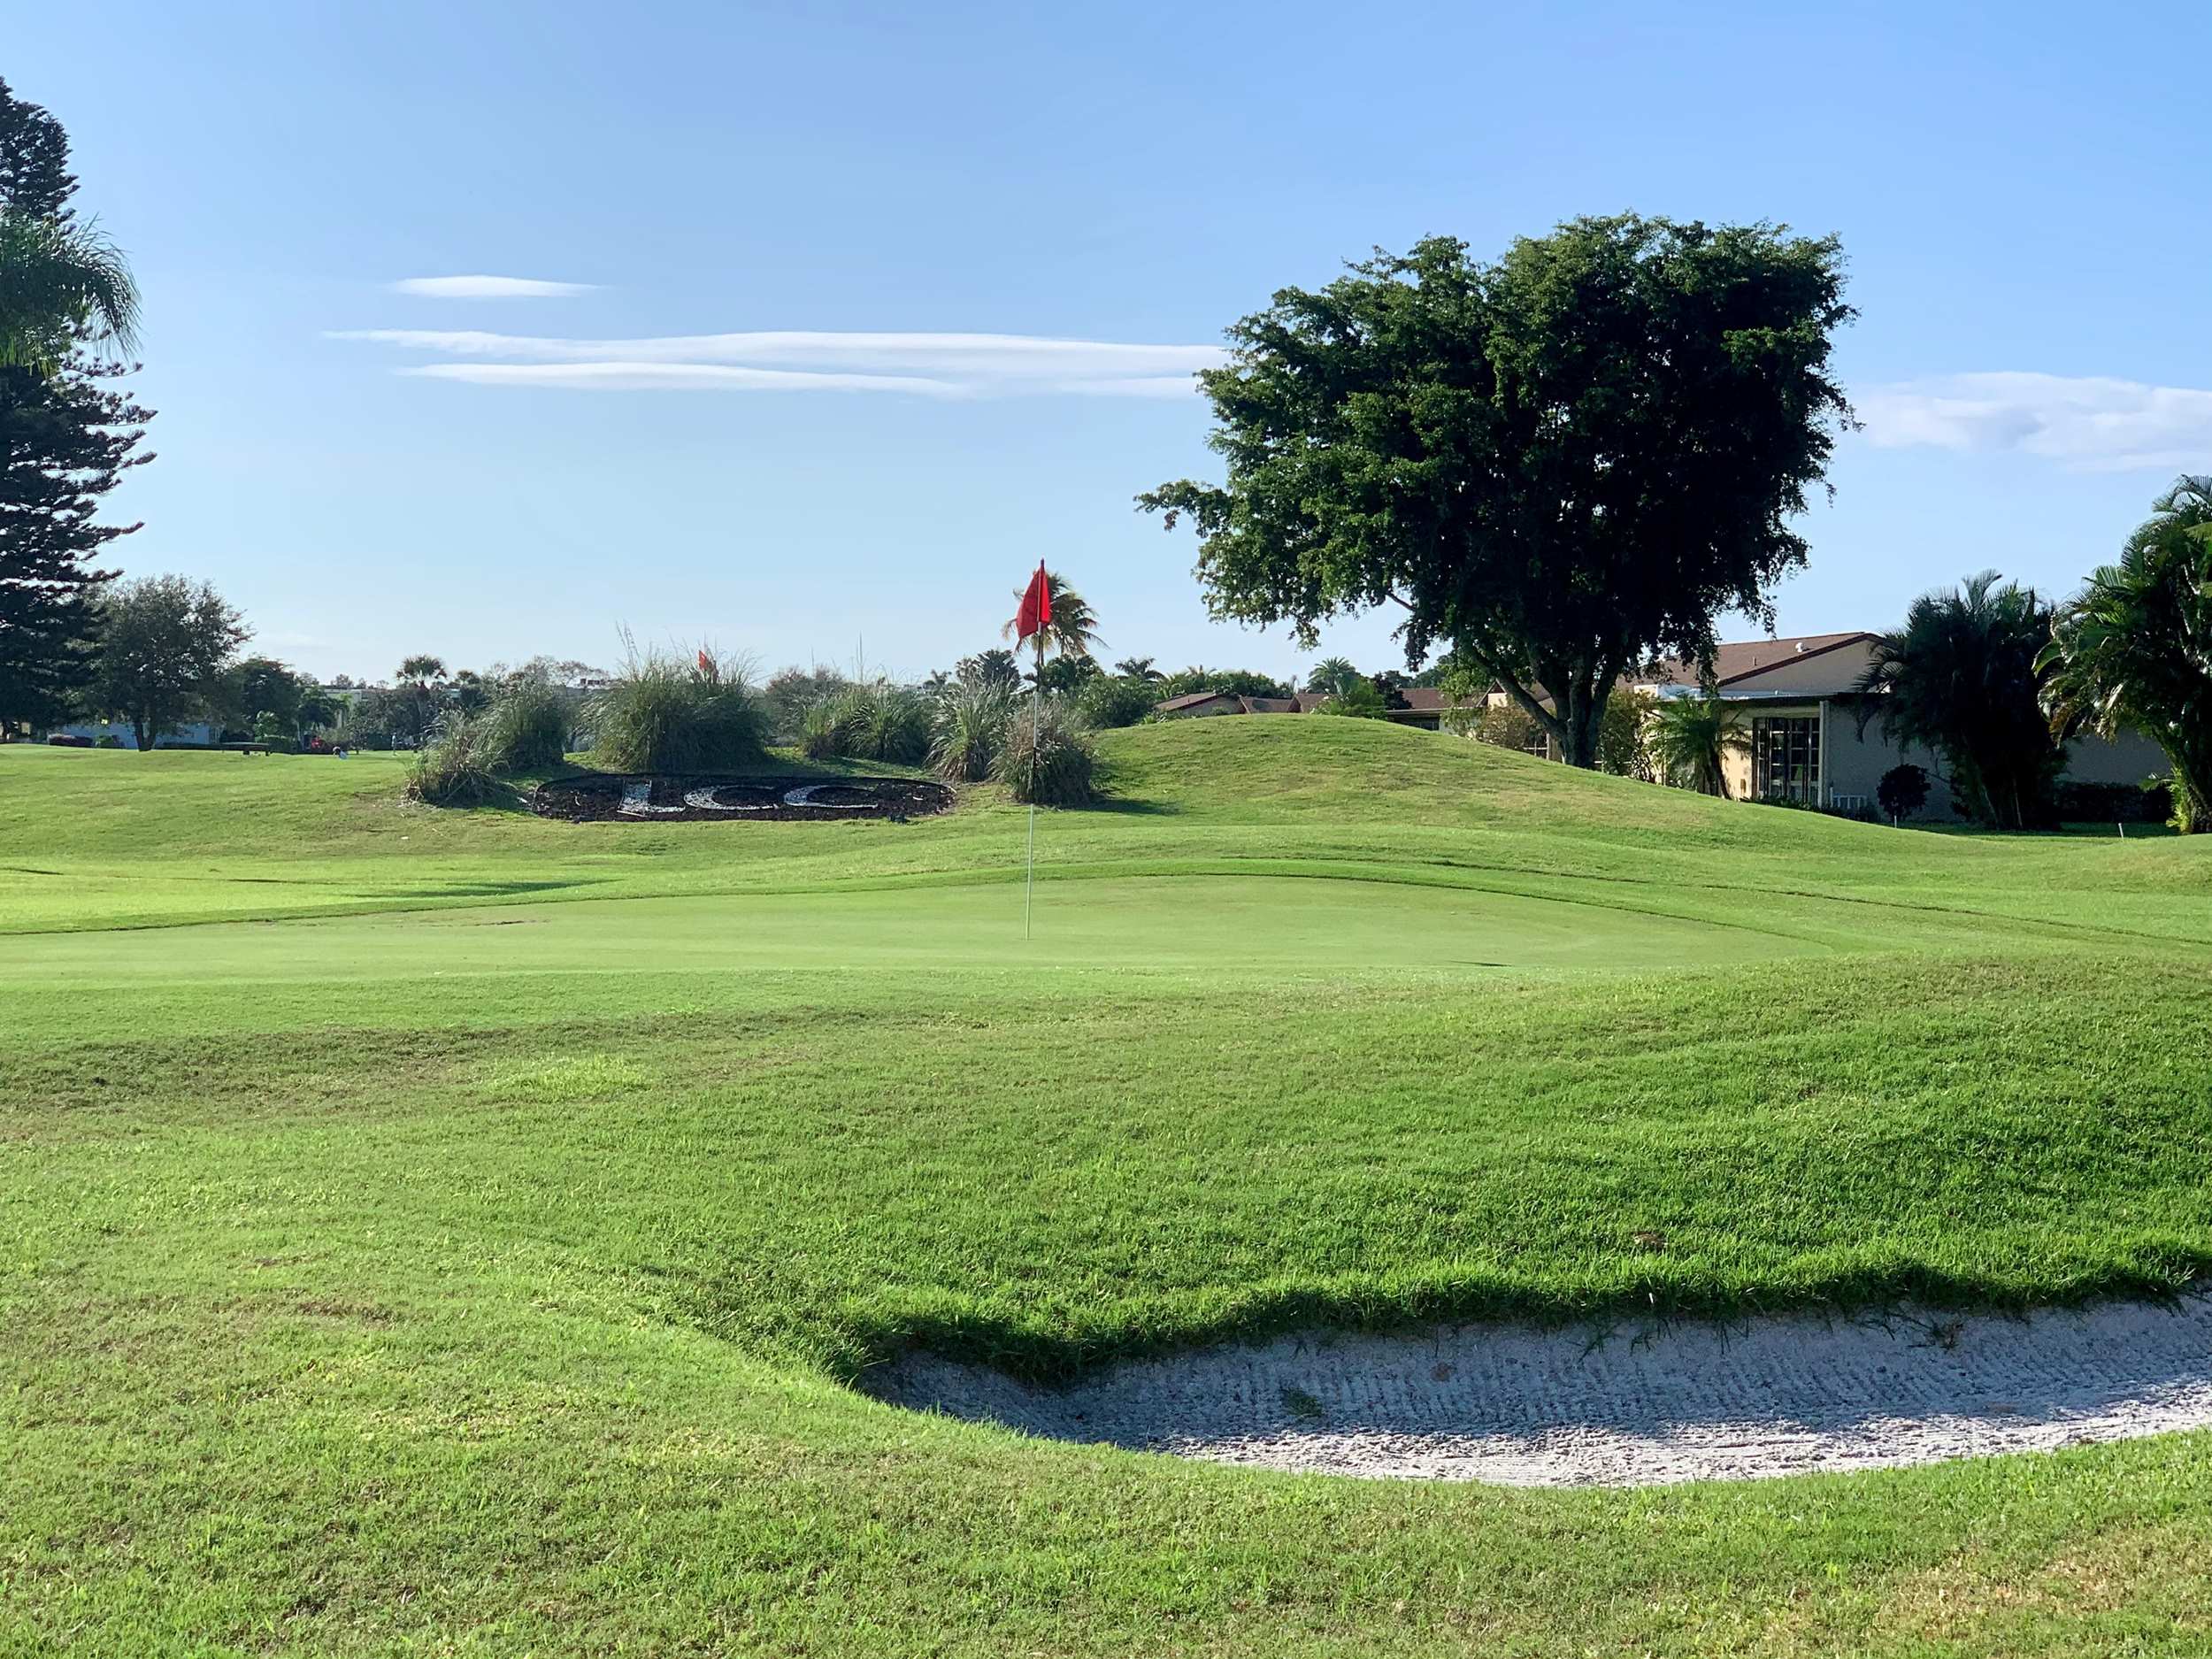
[7,719,2212,1655]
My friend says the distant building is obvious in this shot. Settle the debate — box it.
[1634,632,2163,816]
[1155,630,2169,818]
[43,718,222,749]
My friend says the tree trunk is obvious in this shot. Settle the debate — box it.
[1557,682,1603,769]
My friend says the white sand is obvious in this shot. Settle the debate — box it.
[864,1298,2212,1486]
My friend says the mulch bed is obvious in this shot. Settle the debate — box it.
[529,773,956,824]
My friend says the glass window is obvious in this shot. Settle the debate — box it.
[1752,716,1820,803]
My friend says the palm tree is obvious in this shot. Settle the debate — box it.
[394,656,449,749]
[2039,477,2212,833]
[1001,571,1101,663]
[0,209,140,373]
[1855,572,2061,830]
[1112,656,1163,682]
[1647,692,1748,796]
[1303,656,1363,696]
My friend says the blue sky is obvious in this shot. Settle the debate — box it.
[11,1,2209,685]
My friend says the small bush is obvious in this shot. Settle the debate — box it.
[800,680,931,765]
[1755,793,1879,823]
[856,684,931,765]
[932,680,1015,781]
[798,695,850,762]
[588,645,766,773]
[1878,763,1932,822]
[994,699,1098,805]
[1072,675,1163,730]
[479,677,572,772]
[2055,777,2173,825]
[404,718,499,806]
[1317,679,1389,718]
[93,734,120,749]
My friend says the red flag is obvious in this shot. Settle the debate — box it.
[1015,563,1053,643]
[696,648,712,675]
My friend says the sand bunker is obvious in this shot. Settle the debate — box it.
[865,1297,2212,1486]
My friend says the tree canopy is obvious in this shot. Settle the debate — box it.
[1855,571,2061,830]
[1141,216,1854,766]
[85,574,248,751]
[2039,476,2212,833]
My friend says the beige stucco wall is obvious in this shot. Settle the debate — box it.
[1716,695,2167,817]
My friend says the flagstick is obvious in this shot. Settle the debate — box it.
[1024,632,1042,940]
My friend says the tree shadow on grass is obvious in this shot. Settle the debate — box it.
[351,878,609,901]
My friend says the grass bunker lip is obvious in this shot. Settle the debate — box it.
[530,773,956,824]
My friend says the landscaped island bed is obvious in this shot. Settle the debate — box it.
[4,718,2211,1655]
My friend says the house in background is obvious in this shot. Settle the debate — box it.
[1155,630,2167,818]
[1635,632,2165,816]
[42,717,222,749]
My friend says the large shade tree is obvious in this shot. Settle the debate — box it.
[1854,571,2061,830]
[1141,216,1855,766]
[85,574,249,751]
[2039,476,2212,833]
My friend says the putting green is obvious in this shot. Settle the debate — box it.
[0,872,1822,986]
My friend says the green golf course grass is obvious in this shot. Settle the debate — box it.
[6,718,2212,1655]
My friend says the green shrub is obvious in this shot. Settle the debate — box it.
[1878,764,1932,823]
[798,695,851,762]
[856,684,931,765]
[1071,675,1160,730]
[2054,776,2173,825]
[94,734,121,749]
[404,718,498,806]
[479,677,572,772]
[800,680,930,765]
[1317,679,1388,718]
[994,699,1098,805]
[588,646,765,772]
[932,680,1015,781]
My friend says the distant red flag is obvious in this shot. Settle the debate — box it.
[696,648,712,675]
[1015,563,1052,644]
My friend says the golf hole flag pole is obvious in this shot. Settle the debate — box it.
[1013,562,1052,940]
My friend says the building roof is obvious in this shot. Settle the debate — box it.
[1155,690,1241,712]
[1647,632,1878,691]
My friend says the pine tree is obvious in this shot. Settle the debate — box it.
[0,77,154,735]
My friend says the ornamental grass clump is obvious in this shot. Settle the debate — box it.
[930,680,1015,782]
[403,717,499,807]
[588,644,766,773]
[800,680,931,765]
[994,697,1097,805]
[476,675,572,772]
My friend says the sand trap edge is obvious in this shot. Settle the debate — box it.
[861,1297,2212,1486]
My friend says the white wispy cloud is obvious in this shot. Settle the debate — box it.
[403,362,969,396]
[389,275,597,300]
[1857,373,2212,472]
[332,327,1224,397]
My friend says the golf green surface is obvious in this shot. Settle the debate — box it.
[6,720,2212,1655]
